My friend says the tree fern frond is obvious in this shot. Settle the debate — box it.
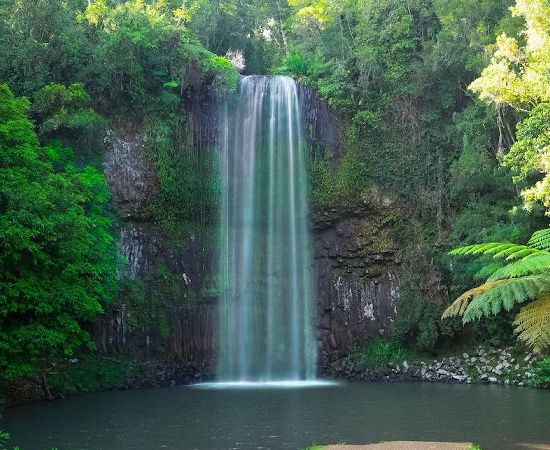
[462,276,547,323]
[506,248,541,260]
[442,280,508,318]
[492,245,542,260]
[485,243,526,256]
[487,253,550,280]
[448,243,507,256]
[528,228,550,251]
[447,229,550,350]
[449,242,543,260]
[475,263,502,280]
[513,295,550,351]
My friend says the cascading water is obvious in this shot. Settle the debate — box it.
[217,75,317,382]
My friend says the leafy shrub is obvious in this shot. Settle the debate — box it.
[201,55,238,95]
[392,275,461,352]
[345,338,411,369]
[0,84,118,381]
[31,83,105,140]
[308,149,369,209]
[443,229,550,351]
[277,52,315,78]
[0,431,9,450]
[44,355,142,395]
[532,358,550,388]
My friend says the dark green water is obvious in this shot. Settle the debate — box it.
[1,382,549,450]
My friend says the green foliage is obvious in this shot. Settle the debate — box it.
[277,53,316,78]
[119,265,195,340]
[344,337,413,369]
[44,355,142,395]
[469,0,550,216]
[449,103,503,205]
[0,0,91,97]
[0,430,9,449]
[78,0,236,112]
[528,228,550,250]
[308,149,369,209]
[201,55,238,95]
[393,286,448,352]
[504,103,550,213]
[0,0,237,118]
[185,0,289,74]
[444,229,550,350]
[532,357,550,387]
[0,84,118,380]
[31,83,105,140]
[143,115,221,244]
[449,242,547,260]
[469,0,550,109]
[79,0,181,110]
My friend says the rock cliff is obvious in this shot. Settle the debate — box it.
[94,83,402,374]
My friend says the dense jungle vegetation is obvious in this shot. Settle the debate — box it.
[0,0,549,392]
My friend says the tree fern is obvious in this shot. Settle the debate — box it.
[442,280,507,318]
[449,242,546,260]
[474,262,502,280]
[487,253,550,280]
[444,228,550,351]
[528,229,550,251]
[514,295,550,351]
[463,276,547,321]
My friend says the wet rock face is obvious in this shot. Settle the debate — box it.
[95,87,402,373]
[94,295,217,364]
[313,201,400,366]
[102,130,157,217]
[94,215,218,362]
[298,84,340,159]
[95,113,219,364]
[298,82,402,367]
[116,221,211,283]
[118,222,160,279]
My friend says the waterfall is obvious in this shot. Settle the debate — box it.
[217,75,317,382]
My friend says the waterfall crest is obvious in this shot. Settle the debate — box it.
[218,75,317,381]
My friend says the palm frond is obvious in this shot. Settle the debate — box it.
[487,253,550,280]
[462,275,548,322]
[528,228,550,251]
[513,294,550,351]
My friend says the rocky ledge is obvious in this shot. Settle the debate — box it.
[328,345,547,387]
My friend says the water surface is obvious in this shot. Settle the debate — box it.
[2,382,549,450]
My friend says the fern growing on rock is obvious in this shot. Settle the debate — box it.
[443,229,550,351]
